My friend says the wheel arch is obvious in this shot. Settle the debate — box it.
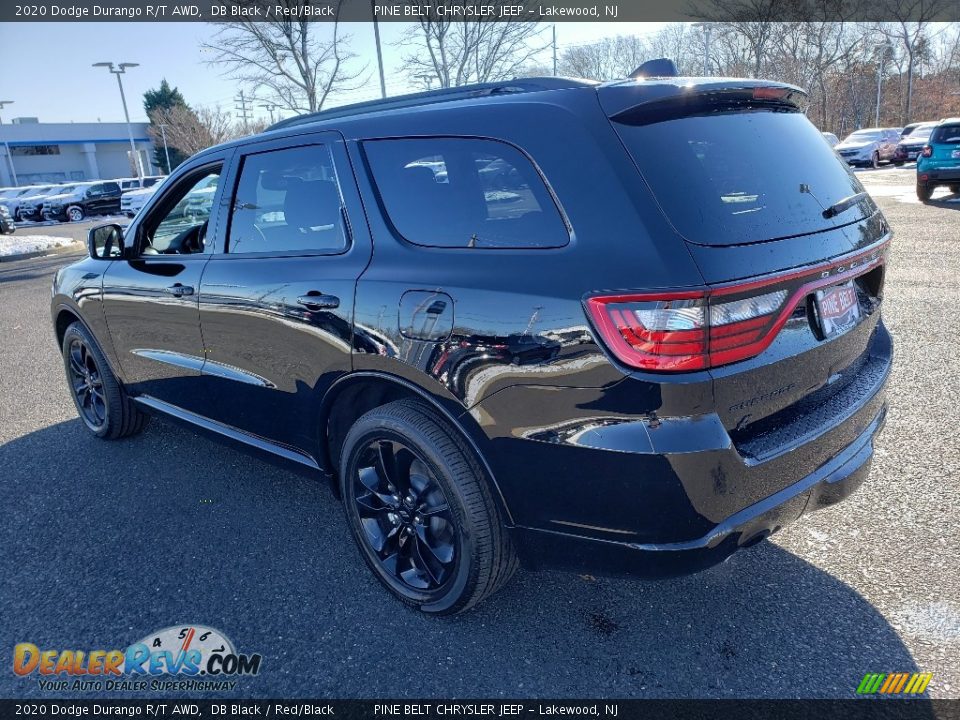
[319,371,514,525]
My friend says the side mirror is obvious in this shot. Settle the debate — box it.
[88,223,125,260]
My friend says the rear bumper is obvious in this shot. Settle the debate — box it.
[511,405,883,577]
[476,317,891,577]
[918,168,960,184]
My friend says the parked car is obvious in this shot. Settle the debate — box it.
[894,122,937,165]
[42,181,122,222]
[121,183,162,218]
[0,185,46,218]
[117,176,166,192]
[0,203,14,234]
[12,185,60,221]
[822,131,839,147]
[900,122,923,137]
[916,117,960,201]
[834,128,900,167]
[53,68,892,615]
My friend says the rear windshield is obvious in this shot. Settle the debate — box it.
[931,125,960,144]
[613,109,869,246]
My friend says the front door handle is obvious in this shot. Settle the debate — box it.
[297,293,340,310]
[163,283,194,297]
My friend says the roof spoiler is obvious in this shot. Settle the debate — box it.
[629,59,679,79]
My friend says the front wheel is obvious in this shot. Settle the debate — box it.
[339,400,517,615]
[871,152,880,169]
[917,183,933,202]
[67,206,84,222]
[949,185,960,195]
[62,322,149,439]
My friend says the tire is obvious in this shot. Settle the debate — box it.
[894,160,904,167]
[871,152,880,169]
[339,399,517,615]
[67,206,84,222]
[62,321,149,439]
[949,185,960,195]
[916,183,933,202]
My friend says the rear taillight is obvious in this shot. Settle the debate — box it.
[921,145,933,157]
[585,246,887,372]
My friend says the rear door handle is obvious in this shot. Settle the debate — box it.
[164,283,194,297]
[297,293,340,310]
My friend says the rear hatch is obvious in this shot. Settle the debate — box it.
[594,79,890,451]
[928,122,960,164]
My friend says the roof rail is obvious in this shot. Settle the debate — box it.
[268,77,598,131]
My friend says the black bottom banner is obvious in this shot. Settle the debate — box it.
[1,700,958,720]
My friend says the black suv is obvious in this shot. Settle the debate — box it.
[42,180,122,222]
[52,69,892,615]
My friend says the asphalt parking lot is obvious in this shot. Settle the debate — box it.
[0,166,958,699]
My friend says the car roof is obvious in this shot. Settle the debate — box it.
[189,75,805,162]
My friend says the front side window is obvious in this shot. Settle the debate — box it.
[364,137,569,249]
[227,144,347,255]
[142,166,221,255]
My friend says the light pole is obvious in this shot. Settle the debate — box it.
[158,123,172,174]
[873,43,889,127]
[371,0,387,99]
[692,23,712,76]
[93,61,143,179]
[0,100,19,186]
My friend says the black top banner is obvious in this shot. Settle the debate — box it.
[4,0,960,22]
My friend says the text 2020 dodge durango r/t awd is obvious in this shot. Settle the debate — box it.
[52,67,891,614]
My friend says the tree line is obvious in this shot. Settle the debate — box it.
[145,0,960,169]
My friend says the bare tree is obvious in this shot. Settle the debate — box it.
[558,35,647,80]
[400,1,548,88]
[148,105,239,155]
[875,0,954,123]
[202,0,366,114]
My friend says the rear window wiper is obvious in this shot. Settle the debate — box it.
[822,191,869,219]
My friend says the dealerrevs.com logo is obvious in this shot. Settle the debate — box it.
[13,625,262,692]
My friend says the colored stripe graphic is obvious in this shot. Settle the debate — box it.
[858,672,933,694]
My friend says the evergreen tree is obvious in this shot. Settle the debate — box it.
[143,79,190,173]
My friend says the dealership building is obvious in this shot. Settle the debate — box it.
[0,118,156,187]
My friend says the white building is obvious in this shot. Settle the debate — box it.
[0,118,156,187]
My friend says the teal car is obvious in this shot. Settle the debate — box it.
[917,117,960,201]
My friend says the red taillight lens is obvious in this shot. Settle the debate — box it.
[586,289,787,371]
[584,246,887,373]
[921,145,933,157]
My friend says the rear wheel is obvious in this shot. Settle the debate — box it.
[916,182,933,202]
[62,322,149,439]
[339,399,517,615]
[949,185,960,195]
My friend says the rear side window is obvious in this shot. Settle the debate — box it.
[931,124,960,145]
[227,144,347,255]
[364,137,569,249]
[613,110,868,246]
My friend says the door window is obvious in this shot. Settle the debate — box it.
[227,144,347,255]
[140,166,221,255]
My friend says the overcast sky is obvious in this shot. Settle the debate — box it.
[0,21,669,125]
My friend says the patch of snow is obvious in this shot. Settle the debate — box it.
[0,234,80,258]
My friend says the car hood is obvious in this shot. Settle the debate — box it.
[836,141,874,150]
[123,187,157,198]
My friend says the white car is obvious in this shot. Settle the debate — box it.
[121,184,161,218]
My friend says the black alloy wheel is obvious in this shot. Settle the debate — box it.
[352,439,458,592]
[61,321,149,439]
[67,337,107,430]
[339,400,518,614]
